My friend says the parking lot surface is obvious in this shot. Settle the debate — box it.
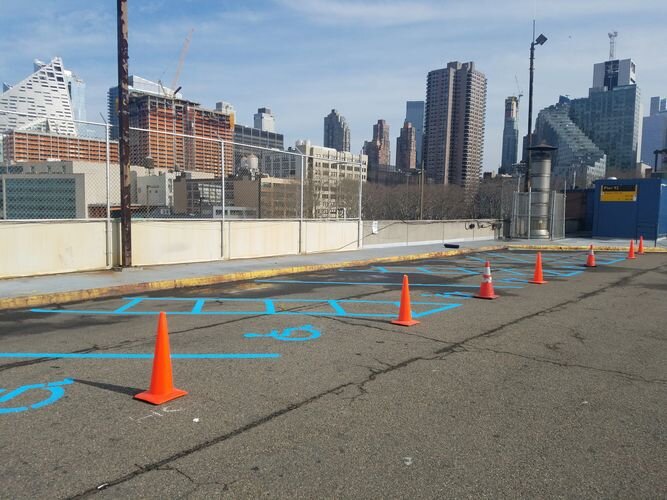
[1,249,665,498]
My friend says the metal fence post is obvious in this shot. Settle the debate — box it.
[105,121,112,267]
[527,187,532,240]
[220,140,226,259]
[562,190,566,240]
[299,154,305,254]
[549,190,555,240]
[357,160,363,249]
[2,177,6,220]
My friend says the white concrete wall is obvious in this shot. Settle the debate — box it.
[131,220,222,266]
[363,220,497,248]
[226,220,300,259]
[0,218,498,278]
[302,221,359,253]
[0,221,108,278]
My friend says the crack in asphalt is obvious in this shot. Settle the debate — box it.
[468,346,667,385]
[41,261,667,497]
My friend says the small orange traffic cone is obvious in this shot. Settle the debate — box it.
[627,240,636,260]
[134,312,188,405]
[475,261,499,299]
[637,235,645,255]
[391,275,420,326]
[585,245,597,267]
[529,252,548,284]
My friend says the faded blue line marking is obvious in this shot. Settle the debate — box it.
[191,299,206,314]
[413,303,462,318]
[328,300,347,316]
[255,279,521,289]
[113,297,145,313]
[264,299,276,314]
[0,352,281,359]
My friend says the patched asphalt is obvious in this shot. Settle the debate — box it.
[0,249,665,498]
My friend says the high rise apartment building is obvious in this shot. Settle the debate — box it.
[127,93,233,175]
[32,58,86,123]
[405,101,424,166]
[592,58,636,91]
[534,102,607,187]
[396,121,417,171]
[501,96,519,168]
[253,107,275,132]
[107,76,183,137]
[641,95,667,167]
[323,109,351,152]
[423,61,487,188]
[567,58,641,172]
[0,57,77,137]
[363,119,391,180]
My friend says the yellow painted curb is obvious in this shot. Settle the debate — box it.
[508,244,667,253]
[1,245,506,312]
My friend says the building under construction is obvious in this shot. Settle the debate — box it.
[2,130,119,164]
[128,93,234,176]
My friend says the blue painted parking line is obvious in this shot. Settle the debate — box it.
[256,279,523,289]
[30,297,465,319]
[421,291,473,299]
[341,265,479,276]
[0,352,281,359]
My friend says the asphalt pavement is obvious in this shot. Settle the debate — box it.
[0,249,665,498]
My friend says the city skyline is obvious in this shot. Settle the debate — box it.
[0,1,665,171]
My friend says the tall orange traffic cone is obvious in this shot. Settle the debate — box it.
[585,245,596,267]
[637,235,645,255]
[627,240,636,260]
[134,312,188,405]
[529,252,548,284]
[391,275,420,326]
[475,261,499,299]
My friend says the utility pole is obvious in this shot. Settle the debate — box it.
[117,0,132,267]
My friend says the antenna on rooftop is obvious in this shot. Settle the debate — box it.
[608,31,618,60]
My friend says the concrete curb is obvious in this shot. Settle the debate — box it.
[1,245,506,312]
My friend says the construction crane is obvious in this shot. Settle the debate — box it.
[514,74,524,103]
[608,31,618,60]
[170,28,194,97]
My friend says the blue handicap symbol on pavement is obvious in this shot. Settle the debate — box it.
[0,378,74,414]
[244,324,321,342]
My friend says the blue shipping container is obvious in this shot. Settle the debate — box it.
[592,178,667,240]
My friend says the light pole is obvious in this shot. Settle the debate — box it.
[524,27,548,192]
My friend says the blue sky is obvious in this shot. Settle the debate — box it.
[1,0,665,171]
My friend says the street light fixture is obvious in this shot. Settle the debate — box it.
[524,26,548,192]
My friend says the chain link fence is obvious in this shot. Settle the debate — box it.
[0,110,364,222]
[510,190,565,240]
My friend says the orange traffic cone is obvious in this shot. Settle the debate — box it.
[391,275,420,326]
[585,245,597,268]
[627,240,636,260]
[529,252,548,284]
[637,235,645,255]
[475,261,499,299]
[134,312,188,405]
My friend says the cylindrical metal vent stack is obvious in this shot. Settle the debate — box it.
[528,144,557,239]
